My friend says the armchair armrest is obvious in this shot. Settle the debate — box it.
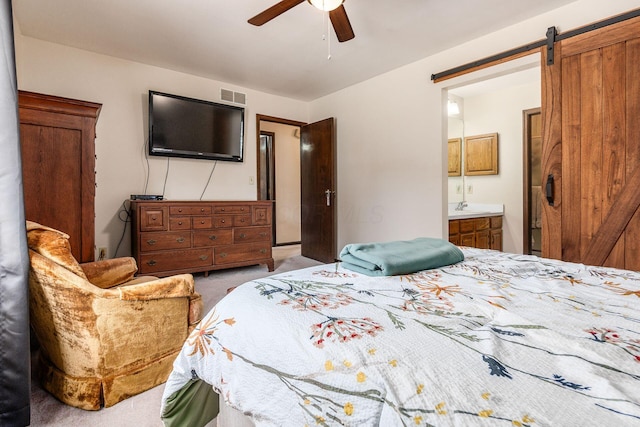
[117,274,196,301]
[81,257,138,289]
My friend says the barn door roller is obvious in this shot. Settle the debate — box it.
[546,26,557,65]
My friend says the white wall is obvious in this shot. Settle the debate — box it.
[259,121,301,244]
[310,0,640,252]
[463,81,540,254]
[14,36,309,258]
[15,0,640,258]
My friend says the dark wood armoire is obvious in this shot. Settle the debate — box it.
[19,91,101,262]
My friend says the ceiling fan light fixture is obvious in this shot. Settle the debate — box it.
[307,0,343,12]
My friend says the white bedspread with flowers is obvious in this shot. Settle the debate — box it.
[162,248,640,426]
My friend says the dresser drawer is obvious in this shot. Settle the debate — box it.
[233,215,252,227]
[170,217,191,230]
[193,229,233,247]
[252,205,272,225]
[139,232,191,252]
[213,215,233,228]
[138,248,212,274]
[140,206,168,232]
[170,206,212,216]
[214,243,271,265]
[214,205,249,214]
[193,216,213,229]
[234,226,271,244]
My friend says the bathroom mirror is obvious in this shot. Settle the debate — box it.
[447,95,464,203]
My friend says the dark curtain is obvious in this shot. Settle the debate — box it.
[0,1,31,426]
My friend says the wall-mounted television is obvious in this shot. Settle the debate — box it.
[148,90,244,162]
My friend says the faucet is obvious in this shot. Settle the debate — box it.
[455,201,467,211]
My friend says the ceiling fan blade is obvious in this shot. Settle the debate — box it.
[329,5,354,42]
[248,0,305,26]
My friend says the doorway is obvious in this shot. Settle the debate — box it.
[446,65,541,254]
[256,114,338,264]
[523,108,542,256]
[256,115,305,246]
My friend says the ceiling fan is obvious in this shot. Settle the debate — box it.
[248,0,355,42]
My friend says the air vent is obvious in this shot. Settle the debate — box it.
[233,92,246,105]
[220,89,246,105]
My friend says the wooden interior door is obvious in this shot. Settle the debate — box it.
[300,118,336,263]
[541,16,640,270]
[19,91,101,262]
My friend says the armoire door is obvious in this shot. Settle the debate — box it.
[541,15,640,270]
[19,91,101,262]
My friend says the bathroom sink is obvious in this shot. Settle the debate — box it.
[447,203,503,219]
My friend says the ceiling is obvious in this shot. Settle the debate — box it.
[13,0,575,101]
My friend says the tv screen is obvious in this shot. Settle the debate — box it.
[148,90,244,162]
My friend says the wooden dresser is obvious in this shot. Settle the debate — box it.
[131,200,274,277]
[449,216,502,251]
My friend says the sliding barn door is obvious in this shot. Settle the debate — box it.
[542,15,640,270]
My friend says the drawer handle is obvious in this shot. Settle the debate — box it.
[208,235,217,240]
[219,252,227,258]
[220,208,225,212]
[178,221,183,225]
[200,220,205,224]
[200,208,205,212]
[176,237,185,243]
[147,239,157,245]
[151,216,157,221]
[147,259,157,266]
[260,232,267,237]
[199,255,208,261]
[239,233,246,239]
[241,207,245,211]
[260,249,267,254]
[178,209,183,212]
[221,219,225,223]
[240,218,246,223]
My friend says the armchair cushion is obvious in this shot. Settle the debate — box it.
[117,274,195,301]
[81,257,138,289]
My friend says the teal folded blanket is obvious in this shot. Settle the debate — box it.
[339,237,464,276]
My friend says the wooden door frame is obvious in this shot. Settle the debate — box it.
[522,108,541,254]
[256,114,306,246]
[258,130,277,244]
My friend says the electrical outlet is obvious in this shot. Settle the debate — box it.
[98,247,107,261]
[249,176,255,185]
[456,184,462,194]
[467,184,473,194]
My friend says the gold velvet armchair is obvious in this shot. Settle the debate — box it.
[27,221,203,410]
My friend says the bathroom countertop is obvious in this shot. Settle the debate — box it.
[448,203,504,220]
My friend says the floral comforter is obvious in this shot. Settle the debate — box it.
[161,248,640,426]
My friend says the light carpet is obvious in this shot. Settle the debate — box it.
[29,245,321,427]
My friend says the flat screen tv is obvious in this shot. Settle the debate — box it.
[148,90,244,162]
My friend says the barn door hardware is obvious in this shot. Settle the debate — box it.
[545,174,555,207]
[546,26,557,65]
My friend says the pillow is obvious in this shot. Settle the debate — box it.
[26,221,88,280]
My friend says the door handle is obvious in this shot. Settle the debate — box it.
[545,174,554,206]
[325,189,335,207]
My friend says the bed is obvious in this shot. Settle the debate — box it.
[161,246,640,426]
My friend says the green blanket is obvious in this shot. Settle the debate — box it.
[339,237,464,276]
